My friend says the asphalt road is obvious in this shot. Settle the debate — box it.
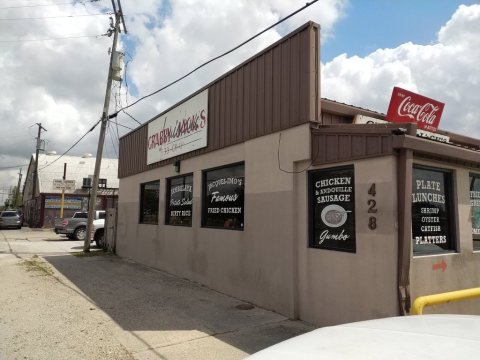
[0,228,314,360]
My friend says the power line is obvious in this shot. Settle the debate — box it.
[108,119,133,131]
[110,0,319,117]
[122,110,141,125]
[0,0,101,10]
[0,12,112,21]
[38,118,101,171]
[0,164,29,171]
[0,33,107,43]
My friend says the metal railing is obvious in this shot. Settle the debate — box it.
[412,287,480,315]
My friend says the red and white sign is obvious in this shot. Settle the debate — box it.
[147,89,208,164]
[386,87,444,132]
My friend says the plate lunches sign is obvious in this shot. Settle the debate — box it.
[309,165,356,252]
[147,89,208,164]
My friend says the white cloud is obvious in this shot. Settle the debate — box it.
[0,0,346,201]
[322,4,480,138]
[4,1,479,203]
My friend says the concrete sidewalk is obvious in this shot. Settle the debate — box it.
[0,228,314,360]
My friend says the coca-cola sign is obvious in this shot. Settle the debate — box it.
[386,87,444,132]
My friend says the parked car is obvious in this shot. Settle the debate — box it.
[245,315,480,359]
[54,210,106,240]
[0,210,22,229]
[92,218,105,248]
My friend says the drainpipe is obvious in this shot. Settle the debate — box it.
[394,125,415,315]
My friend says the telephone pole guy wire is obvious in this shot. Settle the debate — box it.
[84,0,127,252]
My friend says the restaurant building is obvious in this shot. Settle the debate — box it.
[23,153,118,228]
[117,22,480,326]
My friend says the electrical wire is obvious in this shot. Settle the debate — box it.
[110,0,319,117]
[24,1,318,170]
[109,119,132,131]
[0,12,112,20]
[107,125,119,158]
[0,0,101,10]
[121,110,141,125]
[0,164,29,171]
[38,118,102,170]
[0,34,107,42]
[277,133,315,174]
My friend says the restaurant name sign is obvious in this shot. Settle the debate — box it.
[147,89,208,164]
[386,87,445,132]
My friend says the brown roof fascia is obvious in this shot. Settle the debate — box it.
[393,134,480,166]
[320,98,385,120]
[311,122,417,135]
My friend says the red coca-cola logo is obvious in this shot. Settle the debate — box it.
[386,87,445,132]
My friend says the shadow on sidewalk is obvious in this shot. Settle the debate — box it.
[43,253,312,355]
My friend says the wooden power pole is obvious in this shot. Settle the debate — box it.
[84,0,127,252]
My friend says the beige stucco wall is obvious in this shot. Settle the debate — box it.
[117,126,480,325]
[296,156,400,326]
[117,124,312,317]
[410,159,480,314]
[117,123,405,326]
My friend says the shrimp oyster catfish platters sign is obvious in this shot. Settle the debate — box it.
[309,165,356,252]
[147,89,208,164]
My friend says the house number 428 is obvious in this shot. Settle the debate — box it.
[367,183,377,230]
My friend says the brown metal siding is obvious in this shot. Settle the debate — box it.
[311,127,396,166]
[119,22,320,178]
[311,123,480,168]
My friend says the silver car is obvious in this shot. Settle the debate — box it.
[0,210,22,229]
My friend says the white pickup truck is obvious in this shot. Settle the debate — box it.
[91,218,105,248]
[54,210,106,241]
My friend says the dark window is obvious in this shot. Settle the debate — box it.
[308,165,356,253]
[166,174,193,226]
[98,178,107,188]
[470,173,480,251]
[140,180,160,224]
[202,163,244,230]
[412,166,455,256]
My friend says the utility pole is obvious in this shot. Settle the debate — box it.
[15,168,22,208]
[84,0,127,252]
[32,123,47,202]
[60,163,67,218]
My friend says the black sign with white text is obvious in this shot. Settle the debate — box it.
[203,163,244,230]
[166,174,193,226]
[412,167,453,254]
[309,165,356,252]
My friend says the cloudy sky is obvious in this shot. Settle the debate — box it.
[1,0,479,204]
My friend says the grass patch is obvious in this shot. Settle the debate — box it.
[72,249,111,258]
[19,255,54,276]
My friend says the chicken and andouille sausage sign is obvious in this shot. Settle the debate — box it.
[147,89,208,164]
[309,166,356,252]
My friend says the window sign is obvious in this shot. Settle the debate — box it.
[412,167,454,255]
[166,175,193,226]
[203,163,244,230]
[309,165,356,252]
[140,180,160,224]
[470,174,480,251]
